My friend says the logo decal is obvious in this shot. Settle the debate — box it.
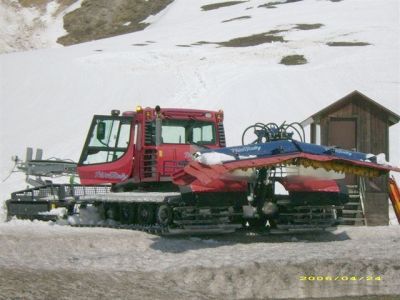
[95,171,129,181]
[230,145,261,154]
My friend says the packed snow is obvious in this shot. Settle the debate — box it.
[0,1,399,298]
[0,220,399,299]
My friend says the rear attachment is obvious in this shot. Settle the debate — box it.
[7,147,77,187]
[6,184,110,221]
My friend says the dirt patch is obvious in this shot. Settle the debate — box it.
[192,41,213,46]
[192,31,286,48]
[218,33,285,47]
[259,0,303,9]
[18,0,78,9]
[295,23,324,30]
[53,0,80,16]
[280,54,307,65]
[18,0,78,12]
[327,41,371,46]
[222,16,251,23]
[201,1,246,11]
[57,0,174,46]
[18,0,52,8]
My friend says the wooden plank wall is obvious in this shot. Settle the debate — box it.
[318,94,389,193]
[319,94,389,156]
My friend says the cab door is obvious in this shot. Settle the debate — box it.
[77,115,135,185]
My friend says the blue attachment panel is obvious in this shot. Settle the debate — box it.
[200,140,370,163]
[294,141,368,161]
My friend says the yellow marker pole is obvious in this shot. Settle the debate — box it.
[389,177,400,223]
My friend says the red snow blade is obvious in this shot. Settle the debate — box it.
[280,176,341,193]
[173,152,400,186]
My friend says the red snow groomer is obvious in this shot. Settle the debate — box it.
[6,108,400,234]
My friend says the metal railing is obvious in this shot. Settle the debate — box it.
[11,184,111,202]
[358,177,367,226]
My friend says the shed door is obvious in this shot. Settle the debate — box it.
[328,118,357,184]
[328,118,357,150]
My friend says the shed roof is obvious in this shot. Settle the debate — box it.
[301,90,400,127]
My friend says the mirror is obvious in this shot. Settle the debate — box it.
[97,121,106,140]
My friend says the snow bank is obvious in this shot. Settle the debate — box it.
[0,223,399,298]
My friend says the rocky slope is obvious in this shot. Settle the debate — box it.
[0,0,173,53]
[58,0,173,45]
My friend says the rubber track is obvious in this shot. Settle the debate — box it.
[70,223,170,235]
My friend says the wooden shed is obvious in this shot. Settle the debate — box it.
[302,90,400,225]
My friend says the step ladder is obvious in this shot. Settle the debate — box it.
[338,183,366,226]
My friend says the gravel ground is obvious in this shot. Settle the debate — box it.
[0,221,399,299]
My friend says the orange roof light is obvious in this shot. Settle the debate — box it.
[216,109,224,122]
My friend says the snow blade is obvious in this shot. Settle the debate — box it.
[173,140,400,186]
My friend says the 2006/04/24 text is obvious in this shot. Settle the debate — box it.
[299,276,382,281]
